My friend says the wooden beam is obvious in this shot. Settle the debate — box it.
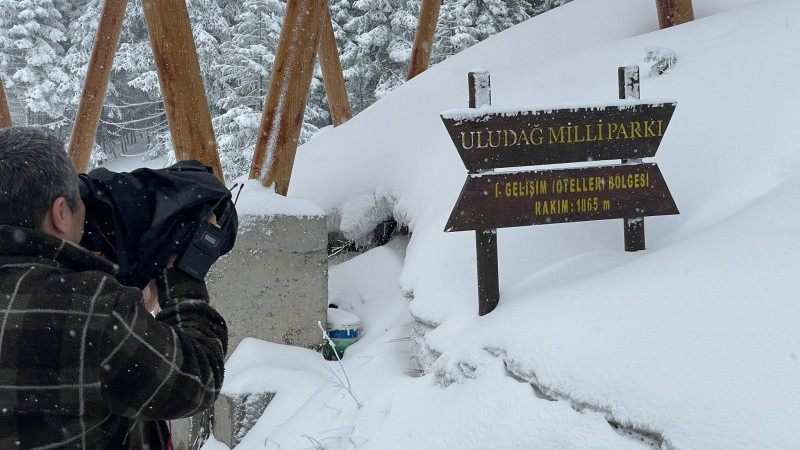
[249,0,327,195]
[655,0,694,29]
[317,7,351,127]
[407,0,441,80]
[68,0,127,172]
[141,0,224,182]
[0,74,11,128]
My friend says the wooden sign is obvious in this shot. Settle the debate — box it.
[446,68,679,316]
[441,100,676,172]
[445,163,678,232]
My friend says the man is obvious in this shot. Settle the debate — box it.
[0,127,228,449]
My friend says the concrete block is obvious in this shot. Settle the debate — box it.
[170,408,212,450]
[206,213,328,354]
[213,392,275,448]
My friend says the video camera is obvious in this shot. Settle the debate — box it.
[79,160,239,288]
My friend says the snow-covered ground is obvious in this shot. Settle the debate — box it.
[188,0,800,448]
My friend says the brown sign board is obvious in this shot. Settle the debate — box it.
[441,100,677,172]
[445,162,678,232]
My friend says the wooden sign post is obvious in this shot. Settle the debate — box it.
[443,69,679,315]
[467,70,500,316]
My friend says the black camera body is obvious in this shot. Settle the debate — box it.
[79,161,238,288]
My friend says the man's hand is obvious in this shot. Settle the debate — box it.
[142,279,159,313]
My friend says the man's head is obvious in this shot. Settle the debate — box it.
[0,127,85,243]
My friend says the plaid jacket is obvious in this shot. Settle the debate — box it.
[0,226,228,449]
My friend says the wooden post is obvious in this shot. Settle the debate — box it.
[655,0,694,29]
[249,0,327,195]
[0,75,11,128]
[407,0,441,80]
[318,7,351,127]
[619,65,645,252]
[468,70,500,316]
[68,0,127,172]
[141,0,224,182]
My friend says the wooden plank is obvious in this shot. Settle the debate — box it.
[445,163,679,232]
[655,0,695,29]
[249,0,327,195]
[317,7,352,127]
[407,0,441,80]
[0,75,11,128]
[141,0,224,182]
[68,0,127,172]
[441,100,677,172]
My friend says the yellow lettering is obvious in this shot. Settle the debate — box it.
[488,131,501,148]
[573,125,586,143]
[549,127,565,144]
[643,121,656,137]
[504,129,518,146]
[476,131,488,148]
[585,124,598,142]
[615,123,629,139]
[658,120,664,136]
[461,132,475,149]
[517,129,530,146]
[630,122,643,138]
[607,123,618,140]
[505,183,512,197]
[531,127,544,145]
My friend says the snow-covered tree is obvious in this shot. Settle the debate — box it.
[435,0,534,62]
[1,0,73,129]
[331,0,420,112]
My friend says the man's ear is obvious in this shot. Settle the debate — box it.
[42,197,71,239]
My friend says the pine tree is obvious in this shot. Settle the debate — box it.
[435,0,534,62]
[1,0,73,129]
[332,0,420,112]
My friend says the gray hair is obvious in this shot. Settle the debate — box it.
[0,127,81,229]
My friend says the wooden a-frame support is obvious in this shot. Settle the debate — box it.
[67,0,353,189]
[250,0,442,194]
[0,75,11,128]
[68,0,225,181]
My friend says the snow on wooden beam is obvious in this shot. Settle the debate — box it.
[249,0,327,196]
[141,0,224,182]
[407,0,441,80]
